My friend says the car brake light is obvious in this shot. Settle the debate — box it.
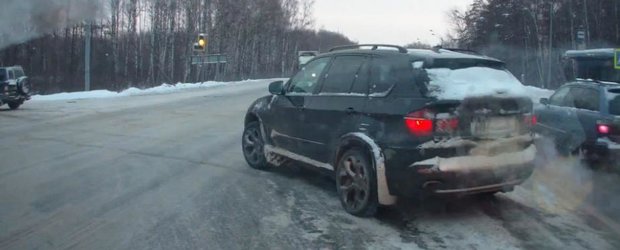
[598,124,610,134]
[524,114,537,126]
[405,110,434,136]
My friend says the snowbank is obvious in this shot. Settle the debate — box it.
[31,79,273,101]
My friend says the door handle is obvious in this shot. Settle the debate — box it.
[346,107,357,115]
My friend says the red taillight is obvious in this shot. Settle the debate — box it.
[598,124,610,134]
[405,110,434,136]
[524,114,537,126]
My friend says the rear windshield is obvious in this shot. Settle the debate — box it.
[0,69,6,81]
[575,59,620,83]
[609,89,620,115]
[424,60,525,100]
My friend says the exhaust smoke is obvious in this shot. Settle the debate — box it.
[0,0,103,50]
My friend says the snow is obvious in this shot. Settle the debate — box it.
[31,79,279,101]
[524,85,555,103]
[264,144,333,170]
[427,67,528,100]
[411,144,537,172]
[426,66,555,103]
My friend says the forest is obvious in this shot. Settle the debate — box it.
[2,0,619,94]
[448,0,620,88]
[0,0,354,94]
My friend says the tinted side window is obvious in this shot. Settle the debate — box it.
[609,92,620,116]
[573,88,600,111]
[370,58,396,95]
[550,87,570,106]
[8,70,14,80]
[350,60,370,94]
[14,69,24,78]
[288,57,331,94]
[321,56,366,94]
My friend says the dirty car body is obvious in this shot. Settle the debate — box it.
[242,45,537,216]
[536,81,620,163]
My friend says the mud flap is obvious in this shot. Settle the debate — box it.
[343,132,398,206]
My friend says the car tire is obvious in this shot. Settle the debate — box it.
[336,147,378,217]
[242,121,269,170]
[7,102,20,110]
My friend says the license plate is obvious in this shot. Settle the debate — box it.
[471,116,518,138]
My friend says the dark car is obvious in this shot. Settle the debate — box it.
[242,44,537,216]
[0,66,31,110]
[536,81,620,163]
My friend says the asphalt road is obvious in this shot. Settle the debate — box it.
[1,80,619,250]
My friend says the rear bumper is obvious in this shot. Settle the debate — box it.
[384,141,536,197]
[582,138,620,161]
[0,83,28,102]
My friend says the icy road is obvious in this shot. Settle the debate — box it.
[0,80,619,249]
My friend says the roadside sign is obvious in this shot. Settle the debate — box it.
[191,56,202,65]
[615,49,620,69]
[206,54,227,64]
[191,54,227,65]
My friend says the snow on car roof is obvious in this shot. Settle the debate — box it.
[426,66,527,100]
[565,48,615,58]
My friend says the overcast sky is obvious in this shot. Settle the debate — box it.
[313,0,473,46]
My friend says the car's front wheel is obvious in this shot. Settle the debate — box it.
[242,121,269,170]
[336,148,378,217]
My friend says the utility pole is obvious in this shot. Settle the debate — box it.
[85,22,92,91]
[583,0,590,46]
[547,2,554,88]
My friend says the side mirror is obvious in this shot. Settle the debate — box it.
[540,98,550,105]
[269,81,285,95]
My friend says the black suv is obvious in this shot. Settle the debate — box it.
[242,45,537,216]
[0,66,30,110]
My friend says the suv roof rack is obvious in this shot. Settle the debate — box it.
[432,45,481,55]
[329,44,408,53]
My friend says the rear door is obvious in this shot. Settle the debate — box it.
[536,86,581,144]
[570,86,605,145]
[605,88,620,143]
[266,57,331,155]
[537,86,570,138]
[304,55,369,162]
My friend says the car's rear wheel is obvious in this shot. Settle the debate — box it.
[336,148,378,217]
[242,121,269,170]
[7,102,20,110]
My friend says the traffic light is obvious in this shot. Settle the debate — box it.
[194,33,207,52]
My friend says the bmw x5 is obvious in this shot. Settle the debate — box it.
[242,45,537,217]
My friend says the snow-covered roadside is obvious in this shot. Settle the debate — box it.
[31,79,284,101]
[30,77,555,104]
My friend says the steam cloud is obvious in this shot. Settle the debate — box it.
[0,0,103,50]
